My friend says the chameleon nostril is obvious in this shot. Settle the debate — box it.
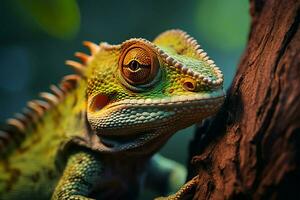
[89,94,110,112]
[183,80,196,92]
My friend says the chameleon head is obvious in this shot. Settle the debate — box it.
[85,30,225,154]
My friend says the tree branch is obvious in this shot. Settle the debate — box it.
[187,0,300,199]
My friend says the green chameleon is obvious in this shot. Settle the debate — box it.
[0,29,224,200]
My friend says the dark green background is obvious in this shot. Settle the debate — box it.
[0,0,250,199]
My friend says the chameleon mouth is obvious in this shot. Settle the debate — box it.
[87,88,225,135]
[88,89,224,115]
[87,89,225,153]
[105,88,225,110]
[99,131,158,149]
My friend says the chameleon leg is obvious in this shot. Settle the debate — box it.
[145,154,187,195]
[51,150,102,200]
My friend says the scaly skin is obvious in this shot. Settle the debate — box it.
[0,29,224,199]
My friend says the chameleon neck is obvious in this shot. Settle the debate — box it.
[0,74,86,158]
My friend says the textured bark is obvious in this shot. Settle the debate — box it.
[187,0,300,199]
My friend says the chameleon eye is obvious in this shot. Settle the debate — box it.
[119,45,159,85]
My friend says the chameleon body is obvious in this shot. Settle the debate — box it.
[0,30,224,199]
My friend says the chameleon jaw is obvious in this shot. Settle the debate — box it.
[105,88,224,110]
[88,89,224,152]
[93,90,224,126]
[88,92,224,154]
[89,128,172,155]
[99,130,159,150]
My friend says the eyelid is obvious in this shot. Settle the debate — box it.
[125,66,142,72]
[123,48,151,66]
[118,43,160,87]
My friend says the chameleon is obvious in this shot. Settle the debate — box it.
[0,29,224,200]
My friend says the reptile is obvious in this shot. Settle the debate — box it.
[0,29,224,200]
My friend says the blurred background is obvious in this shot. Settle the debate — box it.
[0,0,250,198]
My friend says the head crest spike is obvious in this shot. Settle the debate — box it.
[65,60,85,75]
[0,130,11,145]
[50,85,64,100]
[75,52,90,64]
[32,100,51,110]
[22,107,38,122]
[6,118,26,133]
[59,75,80,92]
[62,74,81,82]
[39,92,60,105]
[27,101,45,117]
[83,41,99,55]
[14,113,29,124]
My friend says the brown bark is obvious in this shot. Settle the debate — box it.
[187,0,300,199]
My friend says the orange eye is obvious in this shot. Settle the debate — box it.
[119,45,159,85]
